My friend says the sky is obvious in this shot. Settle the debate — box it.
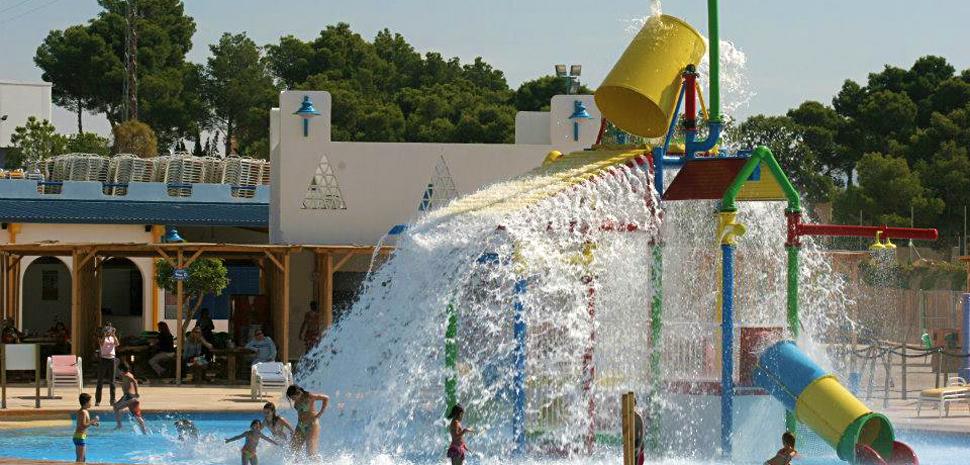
[0,0,968,138]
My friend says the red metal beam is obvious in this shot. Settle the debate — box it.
[795,223,938,241]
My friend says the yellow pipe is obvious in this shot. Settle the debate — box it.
[795,376,870,447]
[695,82,710,122]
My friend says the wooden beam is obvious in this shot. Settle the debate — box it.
[175,250,184,385]
[183,247,207,268]
[323,253,333,330]
[332,253,355,273]
[263,250,283,271]
[282,252,291,363]
[154,247,175,267]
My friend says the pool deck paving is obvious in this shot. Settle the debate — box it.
[0,385,266,428]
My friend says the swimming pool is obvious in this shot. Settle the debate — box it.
[0,412,966,464]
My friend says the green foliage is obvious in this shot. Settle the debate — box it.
[7,117,68,167]
[832,152,943,228]
[155,258,229,300]
[112,120,159,158]
[739,55,970,250]
[34,25,119,133]
[36,0,199,150]
[203,33,279,157]
[268,23,517,143]
[859,258,967,290]
[727,114,835,205]
[67,132,111,156]
[513,75,593,112]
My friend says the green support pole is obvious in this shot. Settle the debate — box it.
[785,245,800,434]
[707,0,720,122]
[445,302,458,413]
[648,243,663,453]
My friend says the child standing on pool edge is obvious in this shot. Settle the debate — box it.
[74,393,100,462]
[446,404,476,465]
[226,419,278,465]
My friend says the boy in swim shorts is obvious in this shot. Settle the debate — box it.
[226,420,278,465]
[74,393,100,462]
[113,362,146,434]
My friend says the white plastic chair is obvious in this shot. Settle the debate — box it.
[250,362,292,400]
[47,355,82,397]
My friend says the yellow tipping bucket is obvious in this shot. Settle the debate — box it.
[595,15,706,138]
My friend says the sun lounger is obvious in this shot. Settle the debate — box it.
[917,376,970,417]
[250,362,292,400]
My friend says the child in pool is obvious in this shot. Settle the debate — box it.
[262,402,293,441]
[74,393,100,462]
[446,404,476,465]
[174,419,199,440]
[113,362,146,434]
[764,432,797,465]
[226,420,278,465]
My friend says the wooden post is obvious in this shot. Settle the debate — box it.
[1,343,6,409]
[621,392,635,465]
[34,344,40,409]
[281,252,290,363]
[71,252,80,356]
[323,252,333,330]
[901,343,907,400]
[1,254,6,321]
[175,250,184,385]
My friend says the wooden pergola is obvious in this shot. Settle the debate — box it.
[0,242,299,383]
[307,245,395,329]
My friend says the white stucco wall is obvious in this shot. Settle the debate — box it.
[4,223,161,334]
[271,91,602,246]
[0,81,53,146]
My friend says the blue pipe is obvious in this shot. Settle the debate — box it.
[512,278,528,455]
[720,243,734,458]
[961,294,970,380]
[685,121,723,160]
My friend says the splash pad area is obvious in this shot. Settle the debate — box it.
[0,2,966,465]
[297,3,948,464]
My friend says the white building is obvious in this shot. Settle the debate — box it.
[0,90,601,364]
[0,80,53,146]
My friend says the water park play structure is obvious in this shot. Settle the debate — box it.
[417,3,942,464]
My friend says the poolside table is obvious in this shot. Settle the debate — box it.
[211,347,256,384]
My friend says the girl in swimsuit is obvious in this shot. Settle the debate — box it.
[446,404,476,465]
[262,402,293,441]
[286,385,329,457]
[226,420,278,465]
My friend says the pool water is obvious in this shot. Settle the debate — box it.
[0,412,966,464]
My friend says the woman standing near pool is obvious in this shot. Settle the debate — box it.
[285,385,329,457]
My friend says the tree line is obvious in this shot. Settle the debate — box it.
[28,0,588,162]
[730,55,970,250]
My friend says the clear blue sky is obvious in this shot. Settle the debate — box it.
[1,0,968,137]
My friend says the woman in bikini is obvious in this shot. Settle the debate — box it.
[262,402,293,441]
[286,385,329,457]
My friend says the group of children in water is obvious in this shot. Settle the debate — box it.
[76,382,795,465]
[74,383,329,465]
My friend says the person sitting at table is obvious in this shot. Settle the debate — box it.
[183,327,214,382]
[149,322,176,377]
[245,328,277,365]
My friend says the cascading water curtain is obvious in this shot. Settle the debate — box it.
[298,160,660,459]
